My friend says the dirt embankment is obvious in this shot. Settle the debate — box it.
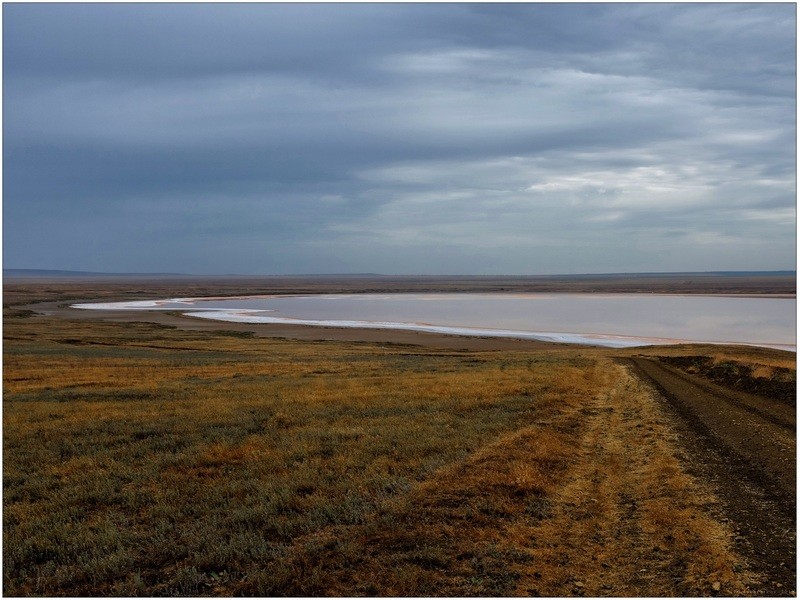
[658,355,796,406]
[626,357,796,597]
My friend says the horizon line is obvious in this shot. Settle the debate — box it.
[4,268,797,279]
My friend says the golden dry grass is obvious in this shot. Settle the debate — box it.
[251,362,752,597]
[621,342,796,370]
[511,364,751,597]
[3,298,767,596]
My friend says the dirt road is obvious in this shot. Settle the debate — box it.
[627,357,796,596]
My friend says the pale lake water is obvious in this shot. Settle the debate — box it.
[73,293,797,350]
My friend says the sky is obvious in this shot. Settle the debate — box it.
[3,3,796,275]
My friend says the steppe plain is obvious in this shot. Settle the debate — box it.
[3,273,796,596]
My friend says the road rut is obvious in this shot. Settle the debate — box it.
[626,357,796,596]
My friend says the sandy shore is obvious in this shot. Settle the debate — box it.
[29,301,571,351]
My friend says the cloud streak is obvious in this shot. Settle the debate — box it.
[3,3,795,274]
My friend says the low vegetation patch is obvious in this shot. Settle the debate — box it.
[3,295,769,596]
[4,311,574,595]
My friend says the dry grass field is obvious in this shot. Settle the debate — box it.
[3,279,794,596]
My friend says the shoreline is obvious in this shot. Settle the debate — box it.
[22,298,798,354]
[69,291,798,301]
[29,300,571,351]
[64,293,798,353]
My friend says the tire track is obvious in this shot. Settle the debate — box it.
[625,357,796,596]
[649,360,795,432]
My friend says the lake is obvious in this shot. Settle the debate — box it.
[73,293,797,350]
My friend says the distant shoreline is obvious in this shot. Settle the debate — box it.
[4,271,796,297]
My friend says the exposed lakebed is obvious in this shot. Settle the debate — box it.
[72,293,796,350]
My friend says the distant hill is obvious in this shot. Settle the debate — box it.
[536,271,796,279]
[2,269,393,280]
[4,269,187,278]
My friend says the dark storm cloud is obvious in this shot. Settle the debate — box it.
[3,3,795,274]
[0,4,637,81]
[4,4,397,81]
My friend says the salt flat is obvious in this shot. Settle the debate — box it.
[73,292,797,350]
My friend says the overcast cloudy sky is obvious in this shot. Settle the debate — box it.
[4,3,796,275]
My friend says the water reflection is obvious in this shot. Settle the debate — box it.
[171,293,796,349]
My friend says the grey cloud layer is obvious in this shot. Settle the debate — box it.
[4,3,795,274]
